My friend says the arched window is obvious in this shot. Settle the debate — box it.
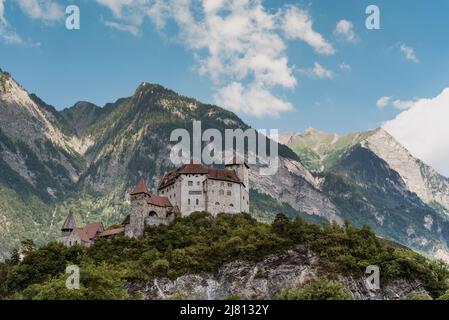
[149,211,157,217]
[196,199,199,205]
[215,202,220,205]
[188,199,191,205]
[230,204,234,207]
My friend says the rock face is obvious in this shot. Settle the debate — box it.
[366,128,449,214]
[249,157,341,223]
[126,246,428,300]
[280,127,449,262]
[342,277,429,300]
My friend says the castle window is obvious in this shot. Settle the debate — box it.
[188,199,191,205]
[188,181,193,186]
[149,211,157,217]
[215,202,220,205]
[196,199,199,205]
[219,190,224,195]
[197,181,200,186]
[189,191,202,195]
[243,196,245,200]
[230,204,234,207]
[228,183,232,187]
[227,191,232,196]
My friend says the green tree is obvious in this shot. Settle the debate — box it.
[20,263,128,300]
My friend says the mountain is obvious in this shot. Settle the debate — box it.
[2,68,449,263]
[0,71,339,259]
[279,128,449,260]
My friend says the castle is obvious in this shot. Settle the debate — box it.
[61,159,250,245]
[60,212,125,247]
[124,159,249,238]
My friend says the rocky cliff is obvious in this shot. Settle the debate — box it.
[126,246,429,300]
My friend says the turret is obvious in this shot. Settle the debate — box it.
[225,155,249,192]
[61,211,76,237]
[127,178,151,238]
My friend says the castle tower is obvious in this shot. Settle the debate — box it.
[225,156,249,192]
[61,211,76,238]
[126,178,151,238]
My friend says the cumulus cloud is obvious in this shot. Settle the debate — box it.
[96,0,334,117]
[0,0,24,44]
[392,99,416,110]
[334,19,357,42]
[16,0,64,22]
[383,88,449,176]
[400,43,419,63]
[376,96,392,108]
[282,5,335,55]
[376,96,417,110]
[301,62,334,79]
[214,82,293,118]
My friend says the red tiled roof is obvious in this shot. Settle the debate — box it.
[98,227,125,238]
[76,221,104,242]
[158,164,242,190]
[130,178,150,195]
[207,168,241,183]
[148,195,172,207]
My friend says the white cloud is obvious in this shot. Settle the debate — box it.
[376,96,392,108]
[214,82,293,118]
[96,1,335,117]
[97,0,336,117]
[17,0,64,22]
[392,99,416,110]
[282,5,335,55]
[0,0,5,24]
[339,63,351,71]
[400,43,419,63]
[334,19,357,42]
[301,62,334,79]
[0,0,24,44]
[383,88,449,176]
[102,19,140,36]
[376,95,417,110]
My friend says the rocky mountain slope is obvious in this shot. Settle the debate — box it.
[126,246,429,300]
[279,128,449,260]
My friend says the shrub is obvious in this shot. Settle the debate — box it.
[276,277,352,300]
[405,292,433,300]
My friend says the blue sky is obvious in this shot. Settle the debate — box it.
[1,1,449,176]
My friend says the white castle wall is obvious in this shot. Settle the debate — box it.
[128,164,250,237]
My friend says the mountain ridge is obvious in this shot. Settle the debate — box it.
[0,70,339,259]
[1,69,449,263]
